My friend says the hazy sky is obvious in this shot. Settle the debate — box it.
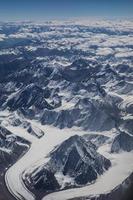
[0,0,133,21]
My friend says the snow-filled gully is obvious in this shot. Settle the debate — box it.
[4,121,133,200]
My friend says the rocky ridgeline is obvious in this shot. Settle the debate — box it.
[23,135,111,193]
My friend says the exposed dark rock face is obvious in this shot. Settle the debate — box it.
[46,135,111,185]
[111,131,133,153]
[0,21,133,200]
[0,126,30,167]
[0,56,132,132]
[25,167,60,192]
[119,118,133,135]
[0,58,30,82]
[41,109,58,125]
[1,53,131,132]
[54,109,80,129]
[41,108,80,129]
[24,135,111,194]
[0,125,30,200]
[83,134,109,149]
[5,84,53,111]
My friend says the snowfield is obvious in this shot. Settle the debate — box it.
[0,19,133,200]
[1,114,132,200]
[4,118,90,200]
[43,151,133,200]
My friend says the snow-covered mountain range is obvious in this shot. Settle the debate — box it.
[0,19,133,200]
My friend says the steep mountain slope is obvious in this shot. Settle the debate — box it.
[0,125,30,200]
[0,125,30,167]
[23,135,111,195]
[0,20,132,200]
[111,131,133,152]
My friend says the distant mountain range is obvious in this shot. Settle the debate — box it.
[0,20,133,200]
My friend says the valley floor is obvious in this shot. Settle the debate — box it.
[1,111,133,200]
[43,151,133,200]
[0,144,29,200]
